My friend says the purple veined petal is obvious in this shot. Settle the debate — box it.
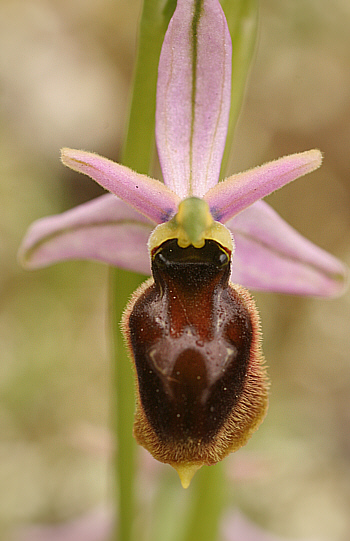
[61,148,180,224]
[19,194,153,274]
[156,0,231,199]
[204,150,323,223]
[227,200,348,297]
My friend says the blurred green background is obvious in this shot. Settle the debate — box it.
[0,0,349,539]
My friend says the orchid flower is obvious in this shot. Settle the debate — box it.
[19,0,347,488]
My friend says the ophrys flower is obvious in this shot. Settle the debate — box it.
[19,0,347,487]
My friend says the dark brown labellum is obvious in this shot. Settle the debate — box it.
[123,239,268,468]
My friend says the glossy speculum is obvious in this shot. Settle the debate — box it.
[128,239,253,445]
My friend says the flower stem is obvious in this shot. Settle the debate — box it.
[181,463,225,541]
[110,269,145,541]
[110,2,175,541]
[122,0,176,174]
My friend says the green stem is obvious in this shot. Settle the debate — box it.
[110,2,175,541]
[122,0,177,174]
[181,463,225,541]
[110,269,145,541]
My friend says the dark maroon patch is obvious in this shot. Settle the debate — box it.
[128,239,252,444]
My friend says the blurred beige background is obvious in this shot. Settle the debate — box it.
[0,0,349,540]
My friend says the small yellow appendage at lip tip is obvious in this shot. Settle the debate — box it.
[171,462,203,489]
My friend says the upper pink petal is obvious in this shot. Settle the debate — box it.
[61,148,180,224]
[204,150,322,222]
[227,200,347,297]
[156,0,231,199]
[19,194,152,274]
